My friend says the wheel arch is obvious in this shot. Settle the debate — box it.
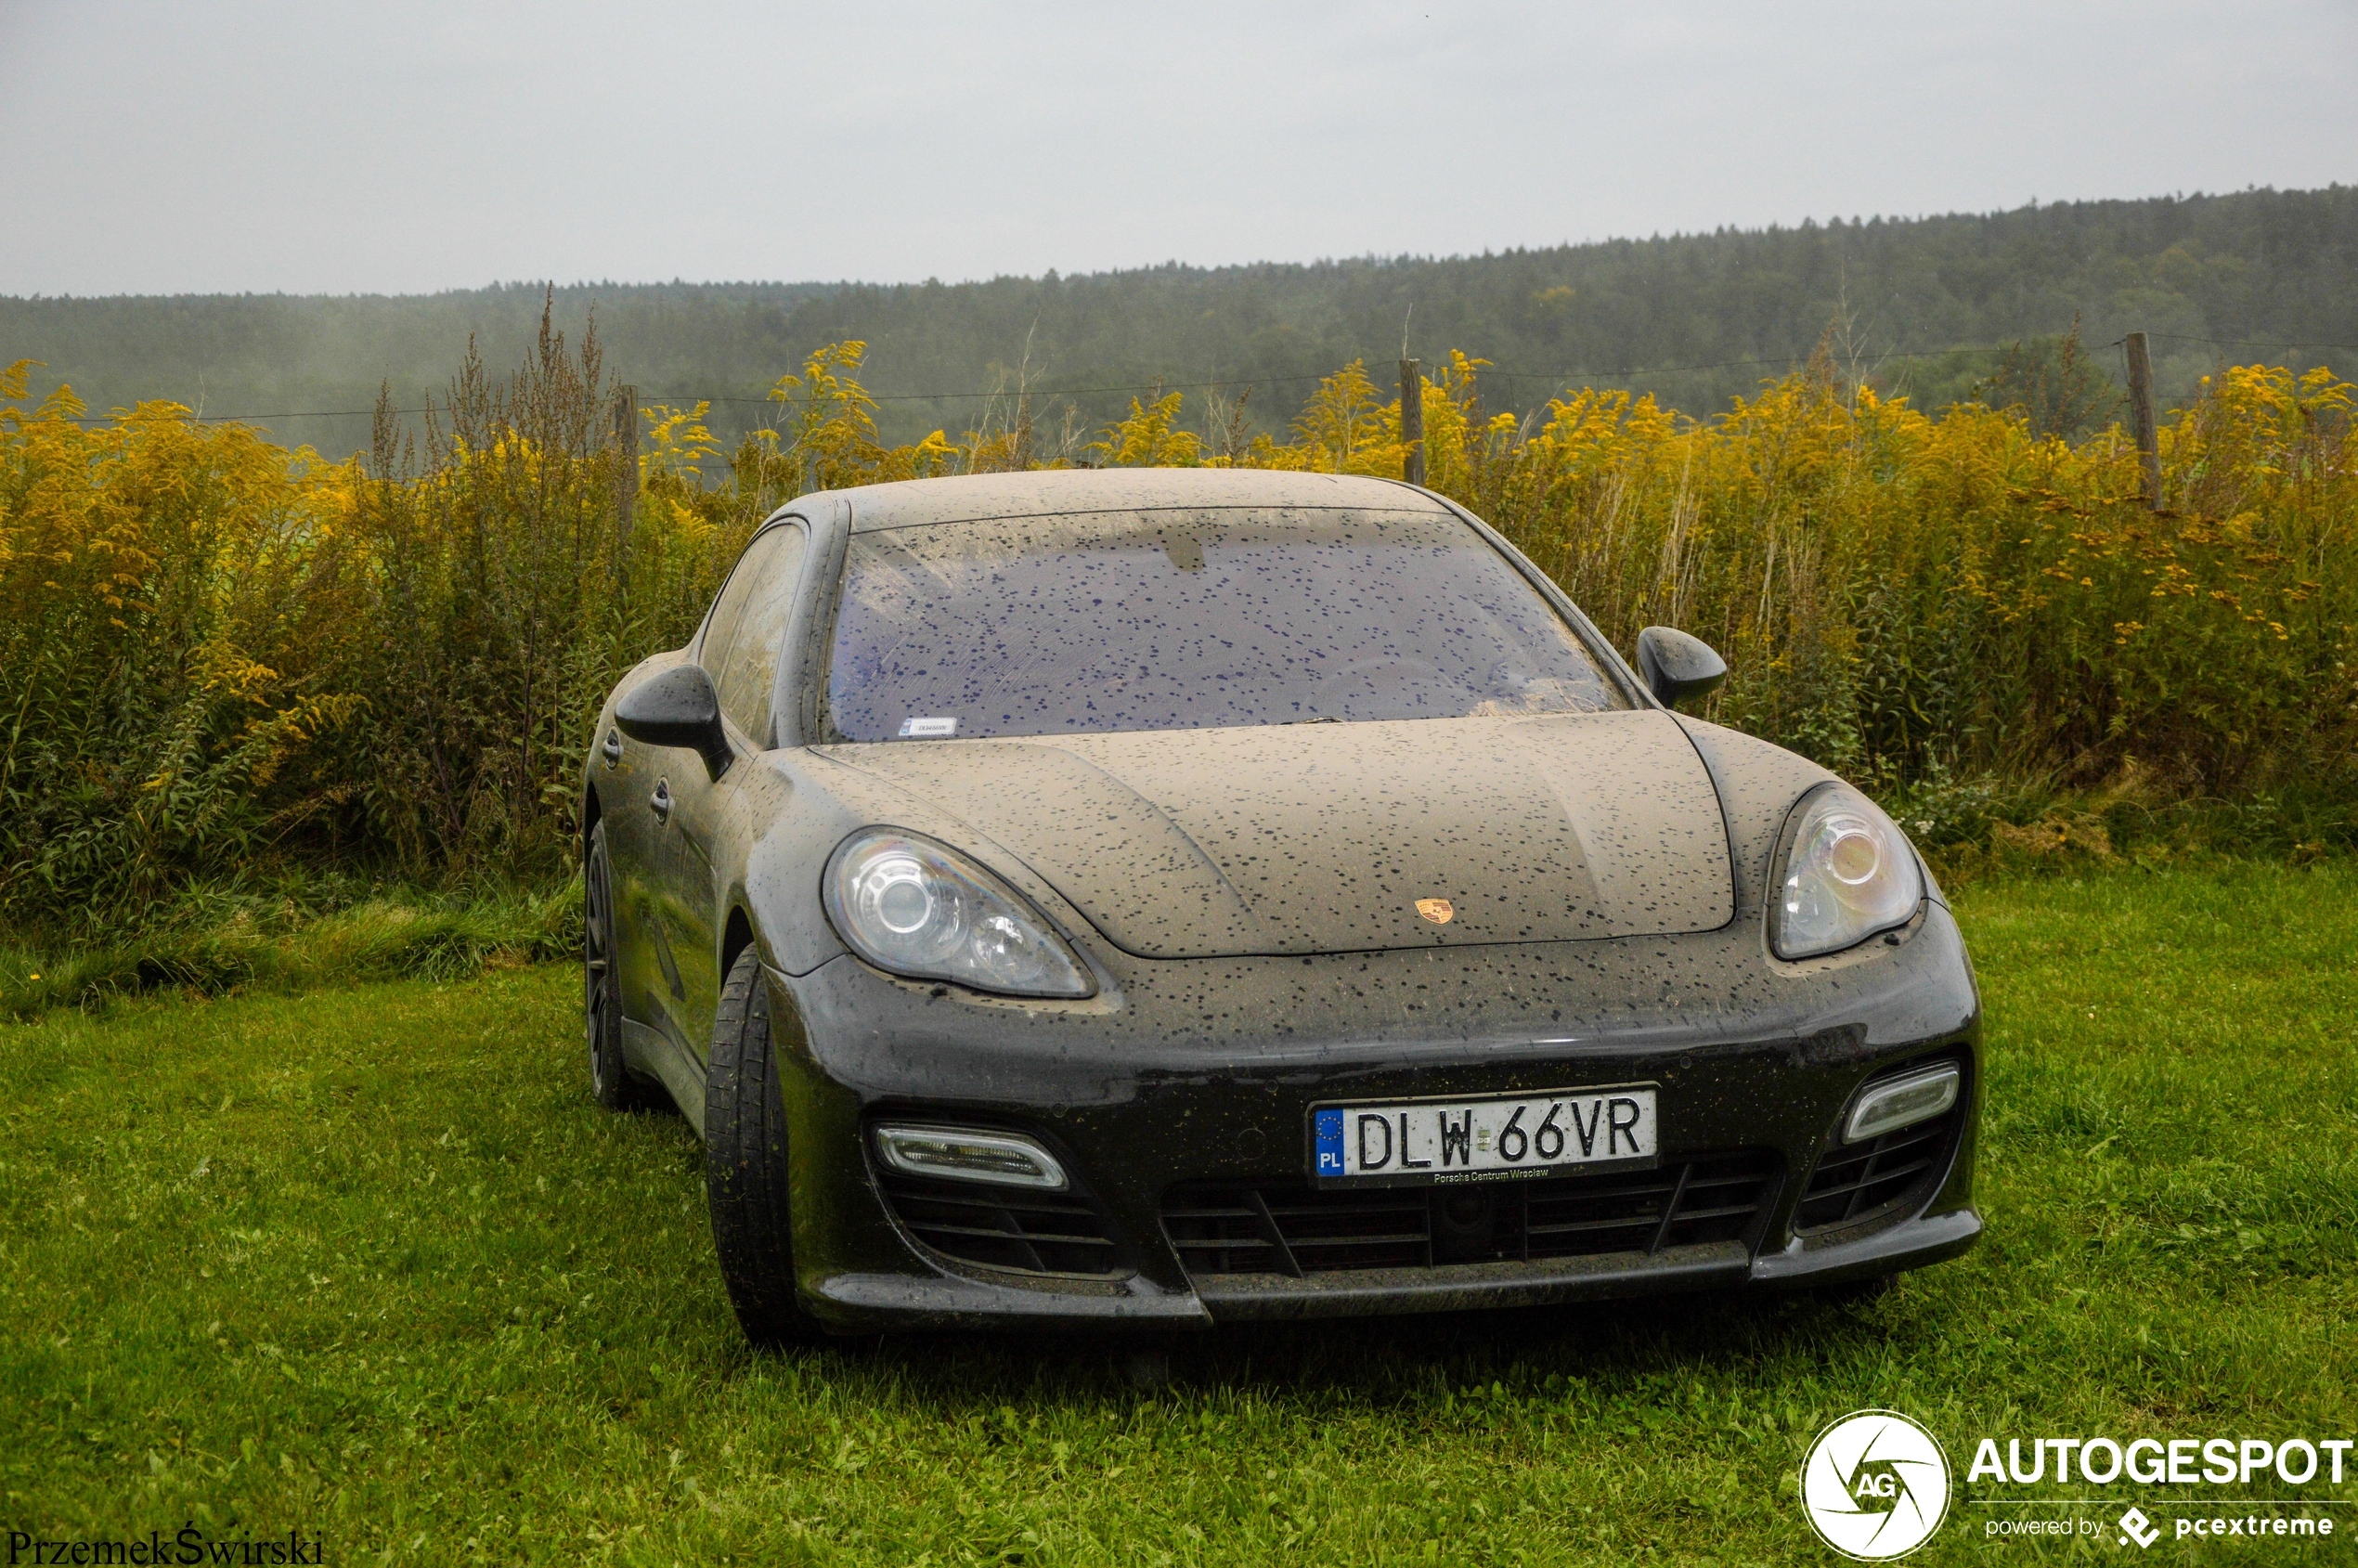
[721,902,758,985]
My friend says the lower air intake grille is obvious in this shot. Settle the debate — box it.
[1162,1151,1779,1279]
[1795,1095,1961,1232]
[876,1172,1124,1277]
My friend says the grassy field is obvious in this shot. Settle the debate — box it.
[1,864,2352,1564]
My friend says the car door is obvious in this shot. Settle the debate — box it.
[646,521,809,1066]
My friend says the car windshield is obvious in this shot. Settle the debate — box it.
[825,506,1629,742]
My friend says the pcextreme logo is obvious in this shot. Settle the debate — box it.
[1800,1408,1953,1561]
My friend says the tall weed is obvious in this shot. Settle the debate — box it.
[2,324,2351,940]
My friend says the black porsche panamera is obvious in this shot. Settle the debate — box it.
[580,468,1980,1341]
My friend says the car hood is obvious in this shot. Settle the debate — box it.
[815,710,1734,959]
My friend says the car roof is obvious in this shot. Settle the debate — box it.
[810,468,1446,532]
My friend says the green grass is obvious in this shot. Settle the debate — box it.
[1,864,2352,1564]
[0,875,583,1019]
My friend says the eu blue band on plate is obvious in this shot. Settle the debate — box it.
[1314,1108,1345,1175]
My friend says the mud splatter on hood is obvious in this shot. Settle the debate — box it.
[819,709,1732,958]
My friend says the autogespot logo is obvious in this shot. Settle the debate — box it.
[1801,1409,1953,1561]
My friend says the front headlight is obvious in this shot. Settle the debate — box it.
[1771,783,1925,959]
[823,828,1095,997]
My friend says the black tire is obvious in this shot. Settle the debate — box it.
[706,945,823,1344]
[585,821,654,1111]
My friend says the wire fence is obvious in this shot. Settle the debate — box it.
[25,331,2355,429]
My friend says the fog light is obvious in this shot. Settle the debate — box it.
[1844,1062,1961,1144]
[873,1125,1068,1189]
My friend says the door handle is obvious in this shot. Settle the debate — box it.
[602,728,623,769]
[650,778,673,824]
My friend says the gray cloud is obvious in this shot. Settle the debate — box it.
[1,0,2351,295]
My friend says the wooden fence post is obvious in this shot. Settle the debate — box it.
[1400,358,1425,486]
[2124,333,2161,510]
[613,384,638,577]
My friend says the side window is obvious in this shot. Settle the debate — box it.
[703,525,808,745]
[698,535,771,682]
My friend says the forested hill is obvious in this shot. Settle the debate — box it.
[6,186,2352,458]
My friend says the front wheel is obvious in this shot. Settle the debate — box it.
[585,821,654,1110]
[706,945,823,1344]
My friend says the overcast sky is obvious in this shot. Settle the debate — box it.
[2,0,2352,297]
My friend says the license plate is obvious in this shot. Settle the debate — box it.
[1309,1086,1659,1186]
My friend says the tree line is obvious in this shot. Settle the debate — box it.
[4,186,2352,463]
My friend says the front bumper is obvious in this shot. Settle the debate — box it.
[762,901,1983,1333]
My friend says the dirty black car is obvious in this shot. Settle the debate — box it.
[579,469,1980,1341]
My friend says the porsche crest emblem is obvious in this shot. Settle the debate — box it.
[1415,898,1455,925]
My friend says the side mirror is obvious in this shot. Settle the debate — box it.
[1635,626,1727,710]
[615,664,732,780]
